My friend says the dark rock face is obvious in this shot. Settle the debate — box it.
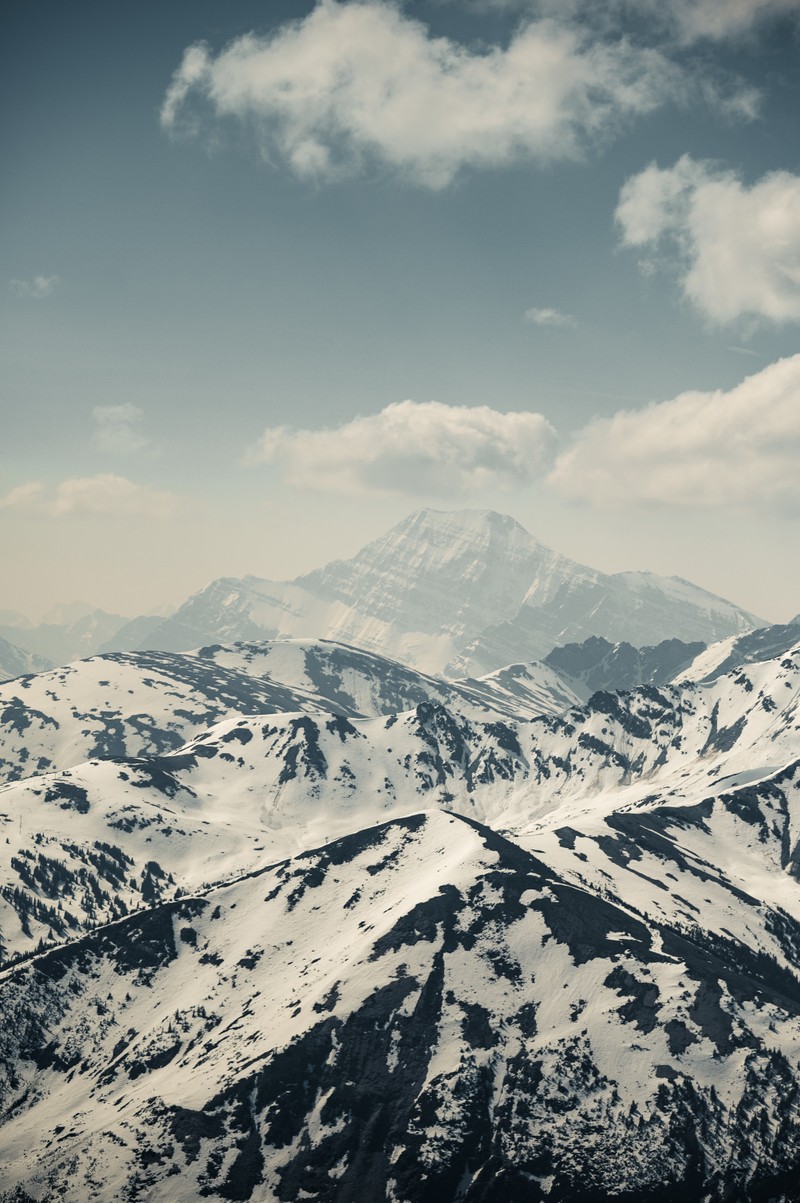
[544,635,706,695]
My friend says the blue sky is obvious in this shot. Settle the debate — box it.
[2,0,800,622]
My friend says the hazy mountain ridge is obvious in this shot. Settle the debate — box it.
[106,510,765,675]
[0,637,53,685]
[0,609,130,667]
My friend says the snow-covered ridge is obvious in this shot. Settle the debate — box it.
[0,640,797,966]
[1,628,800,1199]
[2,807,800,1200]
[0,639,583,788]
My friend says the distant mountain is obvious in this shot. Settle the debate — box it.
[0,636,53,683]
[110,509,764,675]
[0,610,31,630]
[543,634,706,696]
[0,608,130,665]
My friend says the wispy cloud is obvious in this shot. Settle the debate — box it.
[629,0,800,44]
[616,156,800,324]
[161,2,686,189]
[0,475,179,519]
[248,399,557,496]
[524,306,577,328]
[9,275,60,299]
[549,353,800,508]
[474,0,800,46]
[92,404,150,455]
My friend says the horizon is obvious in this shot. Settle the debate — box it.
[1,503,785,629]
[4,1,800,622]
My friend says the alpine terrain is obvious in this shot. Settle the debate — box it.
[0,513,798,1201]
[106,510,765,676]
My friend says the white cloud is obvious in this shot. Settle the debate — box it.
[161,1,683,188]
[0,475,178,519]
[524,306,577,327]
[248,399,557,496]
[616,157,800,324]
[9,275,60,299]
[0,482,46,510]
[92,404,149,455]
[549,354,800,508]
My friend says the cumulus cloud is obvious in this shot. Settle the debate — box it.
[92,404,149,455]
[9,275,60,299]
[616,156,800,324]
[549,354,800,508]
[0,475,178,519]
[248,400,557,496]
[525,306,577,327]
[161,1,683,188]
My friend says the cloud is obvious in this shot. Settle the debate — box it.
[92,404,149,455]
[653,0,800,42]
[482,0,800,44]
[9,275,60,299]
[248,399,557,496]
[524,306,577,328]
[161,1,684,188]
[0,482,46,510]
[549,354,800,508]
[616,156,800,324]
[0,475,178,519]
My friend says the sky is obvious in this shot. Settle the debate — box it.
[2,0,800,624]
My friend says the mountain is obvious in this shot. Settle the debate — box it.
[193,637,581,723]
[0,636,52,684]
[2,711,800,1197]
[0,609,130,666]
[108,509,764,675]
[2,626,800,1197]
[543,634,705,696]
[0,639,580,787]
[674,618,800,685]
[0,611,31,631]
[1,638,798,964]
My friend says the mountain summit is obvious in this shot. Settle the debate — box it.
[107,509,764,675]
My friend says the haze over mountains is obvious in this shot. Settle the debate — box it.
[1,508,799,1201]
[3,510,764,680]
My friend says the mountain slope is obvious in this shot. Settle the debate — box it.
[0,609,130,665]
[1,639,800,1199]
[543,634,705,697]
[0,640,580,788]
[0,637,52,684]
[1,640,797,965]
[110,509,764,675]
[1,809,800,1201]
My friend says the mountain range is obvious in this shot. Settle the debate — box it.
[0,509,757,677]
[0,510,799,1201]
[112,509,765,676]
